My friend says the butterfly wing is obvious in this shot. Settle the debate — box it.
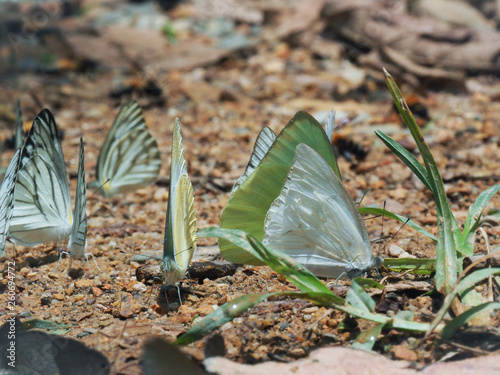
[9,110,72,246]
[230,126,276,195]
[68,138,87,258]
[263,143,375,278]
[0,148,22,257]
[94,101,161,197]
[162,119,196,286]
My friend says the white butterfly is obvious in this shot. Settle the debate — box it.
[231,127,276,195]
[10,109,73,246]
[65,138,100,271]
[91,101,161,197]
[0,148,22,257]
[263,143,381,278]
[10,111,100,271]
[161,119,196,287]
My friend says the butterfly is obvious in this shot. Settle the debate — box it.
[9,109,73,246]
[9,111,100,271]
[220,111,340,264]
[263,143,381,278]
[64,138,101,271]
[230,126,276,195]
[0,147,22,258]
[161,118,197,287]
[90,101,161,197]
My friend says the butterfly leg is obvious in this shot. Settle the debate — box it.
[54,250,69,272]
[85,252,102,273]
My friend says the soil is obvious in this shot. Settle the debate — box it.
[0,1,500,374]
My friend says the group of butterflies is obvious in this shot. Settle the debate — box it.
[0,99,382,293]
[0,100,195,287]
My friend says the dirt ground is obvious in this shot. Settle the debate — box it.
[0,0,500,374]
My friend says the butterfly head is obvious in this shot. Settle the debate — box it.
[160,258,183,286]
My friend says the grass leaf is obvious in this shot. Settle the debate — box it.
[459,184,500,256]
[359,207,437,241]
[374,130,432,190]
[440,302,500,340]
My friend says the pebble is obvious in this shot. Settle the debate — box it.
[133,282,147,293]
[41,293,52,306]
[27,271,38,277]
[92,287,104,297]
[53,293,65,301]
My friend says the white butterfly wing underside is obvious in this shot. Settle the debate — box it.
[0,149,22,256]
[173,174,196,275]
[230,127,276,195]
[68,139,87,258]
[96,101,161,196]
[263,143,374,278]
[162,119,196,285]
[9,111,72,246]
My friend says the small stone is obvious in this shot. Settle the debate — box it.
[302,307,319,314]
[74,294,85,301]
[153,187,168,201]
[86,298,96,305]
[303,314,312,321]
[41,293,52,306]
[92,287,104,297]
[65,284,75,295]
[113,292,142,318]
[102,284,112,291]
[53,293,65,301]
[27,271,38,277]
[133,282,147,293]
[75,279,93,288]
[19,268,30,277]
[48,273,59,280]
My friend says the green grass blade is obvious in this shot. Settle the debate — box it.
[440,302,500,340]
[197,227,335,295]
[347,279,376,312]
[383,258,436,275]
[359,207,437,241]
[459,184,500,256]
[246,234,335,295]
[220,111,339,264]
[174,292,276,345]
[353,322,389,351]
[385,69,458,294]
[353,277,385,290]
[374,130,432,190]
[428,267,500,334]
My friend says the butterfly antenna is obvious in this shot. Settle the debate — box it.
[380,217,411,254]
[357,188,370,207]
[89,178,111,199]
[377,201,387,252]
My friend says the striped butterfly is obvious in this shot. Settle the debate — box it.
[65,138,100,271]
[0,148,22,257]
[161,119,196,287]
[10,109,73,246]
[230,126,276,196]
[90,101,161,197]
[263,143,381,278]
